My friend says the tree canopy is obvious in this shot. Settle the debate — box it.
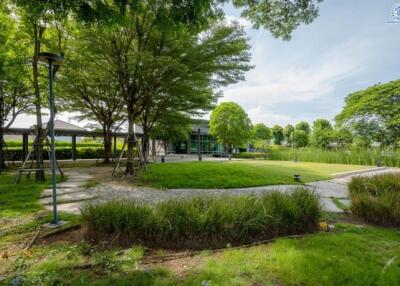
[272,125,284,145]
[336,79,400,147]
[310,119,332,148]
[209,102,252,153]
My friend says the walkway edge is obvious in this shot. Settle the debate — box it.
[331,167,387,178]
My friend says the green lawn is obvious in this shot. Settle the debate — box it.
[5,224,400,285]
[0,174,61,218]
[136,160,372,189]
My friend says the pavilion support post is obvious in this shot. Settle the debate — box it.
[22,133,29,162]
[187,132,191,155]
[71,135,77,161]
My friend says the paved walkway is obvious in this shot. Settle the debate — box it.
[40,167,400,215]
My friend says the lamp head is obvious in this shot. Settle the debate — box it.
[38,52,64,66]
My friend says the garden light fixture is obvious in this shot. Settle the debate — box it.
[38,52,64,226]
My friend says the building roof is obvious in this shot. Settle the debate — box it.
[42,120,86,131]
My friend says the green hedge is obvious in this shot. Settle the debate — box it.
[268,148,400,167]
[5,140,103,148]
[3,147,114,160]
[349,173,400,225]
[82,189,321,249]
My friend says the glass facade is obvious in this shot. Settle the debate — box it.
[173,133,223,155]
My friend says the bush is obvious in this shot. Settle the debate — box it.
[3,147,122,161]
[349,173,400,225]
[82,189,321,249]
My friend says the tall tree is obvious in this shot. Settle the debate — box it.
[251,123,271,157]
[283,124,295,146]
[335,79,400,147]
[59,25,126,163]
[232,0,322,40]
[209,102,252,156]
[272,125,284,145]
[13,0,72,181]
[293,130,308,147]
[138,22,251,161]
[311,119,332,148]
[295,121,311,134]
[83,2,251,174]
[0,2,33,172]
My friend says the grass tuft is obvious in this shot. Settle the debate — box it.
[349,173,400,225]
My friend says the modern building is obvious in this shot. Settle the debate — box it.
[169,119,224,155]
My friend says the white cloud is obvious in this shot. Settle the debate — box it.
[224,15,252,28]
[220,39,371,125]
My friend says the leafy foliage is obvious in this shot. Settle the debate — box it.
[283,124,295,145]
[336,79,400,146]
[293,129,308,147]
[310,119,332,148]
[295,121,311,134]
[232,0,323,40]
[272,125,284,145]
[209,102,252,152]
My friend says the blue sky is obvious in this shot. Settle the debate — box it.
[221,0,400,126]
[12,0,400,129]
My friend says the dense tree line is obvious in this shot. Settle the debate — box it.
[1,0,322,177]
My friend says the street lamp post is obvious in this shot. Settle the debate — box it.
[38,52,64,226]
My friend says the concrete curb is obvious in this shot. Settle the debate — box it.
[331,167,387,178]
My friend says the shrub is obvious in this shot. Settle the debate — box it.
[233,152,266,159]
[81,189,321,249]
[349,173,400,225]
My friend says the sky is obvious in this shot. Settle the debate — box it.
[12,0,400,129]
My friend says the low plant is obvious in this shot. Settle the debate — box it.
[349,173,400,225]
[268,147,400,167]
[82,189,321,249]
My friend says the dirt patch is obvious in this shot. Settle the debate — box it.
[141,248,208,277]
[37,226,85,245]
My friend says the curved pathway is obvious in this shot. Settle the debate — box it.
[40,167,400,215]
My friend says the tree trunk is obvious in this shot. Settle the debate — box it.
[224,143,229,157]
[125,115,135,176]
[102,125,112,164]
[0,93,5,173]
[33,25,45,182]
[141,134,149,163]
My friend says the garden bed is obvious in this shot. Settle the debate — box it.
[82,189,321,249]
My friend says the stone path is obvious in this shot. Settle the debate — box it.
[40,167,400,215]
[39,171,97,214]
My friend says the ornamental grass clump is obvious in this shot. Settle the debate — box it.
[349,173,400,225]
[81,188,321,249]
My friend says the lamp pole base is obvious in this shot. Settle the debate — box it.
[43,220,67,229]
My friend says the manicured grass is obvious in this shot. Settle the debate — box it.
[4,224,400,285]
[0,173,63,217]
[136,160,371,189]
